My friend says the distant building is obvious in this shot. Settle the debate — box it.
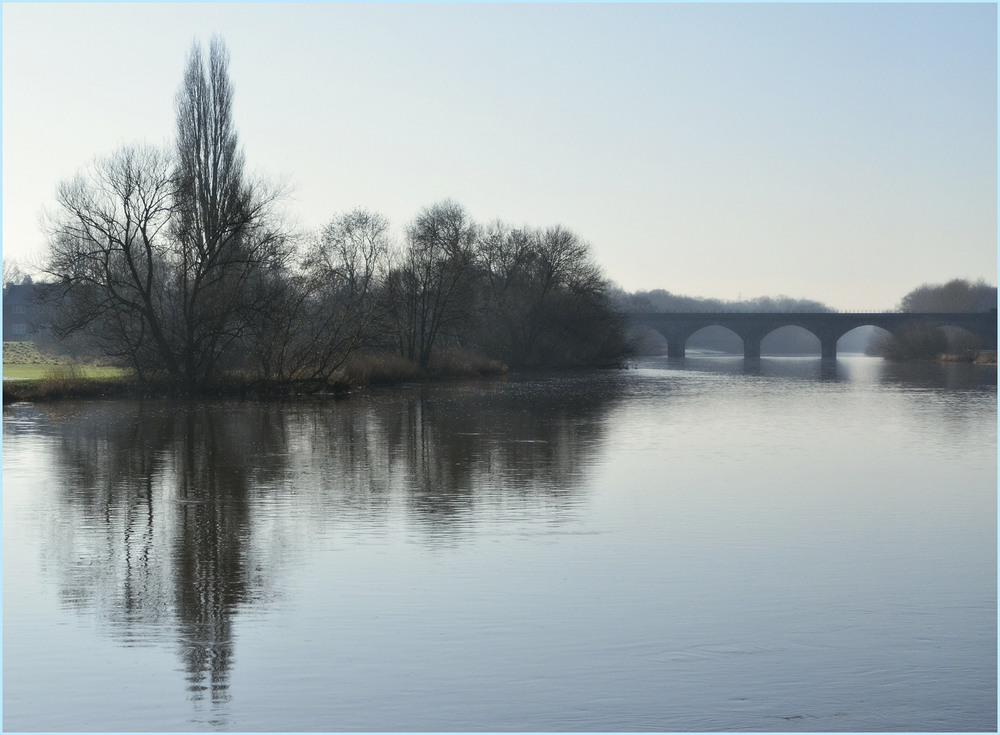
[3,279,45,342]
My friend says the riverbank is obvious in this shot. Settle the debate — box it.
[2,345,509,404]
[939,350,997,365]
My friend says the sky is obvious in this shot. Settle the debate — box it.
[2,2,996,311]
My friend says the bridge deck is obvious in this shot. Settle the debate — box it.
[628,311,997,359]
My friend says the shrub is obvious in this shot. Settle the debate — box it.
[427,348,508,378]
[877,322,949,361]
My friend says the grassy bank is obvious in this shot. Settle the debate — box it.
[4,364,127,380]
[3,341,128,401]
[3,342,125,374]
[3,345,509,404]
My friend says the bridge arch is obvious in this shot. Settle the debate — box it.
[687,325,743,353]
[759,325,821,355]
[755,323,898,358]
[685,324,827,357]
[838,325,890,355]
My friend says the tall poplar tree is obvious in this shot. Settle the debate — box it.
[172,36,287,388]
[44,37,288,390]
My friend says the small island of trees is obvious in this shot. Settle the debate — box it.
[36,38,628,395]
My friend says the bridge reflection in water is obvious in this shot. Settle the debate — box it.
[629,311,998,360]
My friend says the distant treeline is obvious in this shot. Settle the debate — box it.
[895,278,996,313]
[612,288,831,315]
[37,39,627,392]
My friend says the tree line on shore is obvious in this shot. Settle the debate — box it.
[38,38,627,392]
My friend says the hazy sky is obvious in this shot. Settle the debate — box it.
[2,2,996,310]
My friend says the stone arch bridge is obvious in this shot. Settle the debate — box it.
[628,311,998,360]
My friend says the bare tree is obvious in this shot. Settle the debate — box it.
[304,209,390,372]
[43,144,179,378]
[3,258,25,288]
[473,222,619,367]
[249,209,391,384]
[389,200,478,367]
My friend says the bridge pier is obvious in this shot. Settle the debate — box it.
[820,336,838,360]
[663,327,691,358]
[743,338,761,361]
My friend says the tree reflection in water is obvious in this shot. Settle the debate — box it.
[34,376,622,712]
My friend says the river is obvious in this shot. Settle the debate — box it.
[2,355,996,732]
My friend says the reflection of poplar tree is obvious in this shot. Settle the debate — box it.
[171,409,253,706]
[41,402,290,710]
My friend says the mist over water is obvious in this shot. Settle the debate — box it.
[3,356,996,731]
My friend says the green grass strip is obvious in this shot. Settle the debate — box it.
[3,364,127,380]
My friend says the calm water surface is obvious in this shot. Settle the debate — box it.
[3,356,996,731]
